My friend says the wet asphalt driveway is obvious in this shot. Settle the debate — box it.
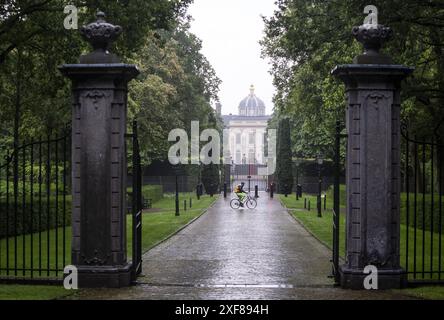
[72,194,413,300]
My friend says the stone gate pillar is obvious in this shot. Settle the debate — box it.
[332,20,414,289]
[60,12,139,287]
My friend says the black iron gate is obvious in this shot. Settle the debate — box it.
[128,121,142,280]
[332,121,346,285]
[0,135,70,283]
[231,164,269,192]
[332,121,444,286]
[401,125,444,284]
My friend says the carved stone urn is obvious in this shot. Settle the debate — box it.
[79,11,123,64]
[352,23,393,64]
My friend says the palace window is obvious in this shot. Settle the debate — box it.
[249,132,255,145]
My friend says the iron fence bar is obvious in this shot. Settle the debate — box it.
[38,139,42,276]
[63,135,67,269]
[422,142,426,279]
[414,137,418,279]
[55,138,59,277]
[332,121,341,284]
[0,160,3,276]
[405,132,410,274]
[137,127,142,277]
[131,121,142,279]
[6,157,10,276]
[0,161,2,276]
[14,141,18,276]
[439,153,443,280]
[22,144,26,276]
[46,136,50,277]
[30,141,34,279]
[431,140,434,279]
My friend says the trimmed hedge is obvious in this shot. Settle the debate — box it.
[127,185,164,207]
[326,185,442,233]
[0,196,72,239]
[142,185,163,203]
[400,193,443,233]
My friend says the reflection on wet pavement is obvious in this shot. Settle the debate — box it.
[71,194,414,300]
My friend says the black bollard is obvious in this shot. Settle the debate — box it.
[324,194,327,210]
[189,197,192,208]
[175,175,180,216]
[184,199,187,211]
[270,184,274,198]
[224,183,227,198]
[255,185,259,198]
[304,198,307,209]
[196,185,200,200]
[308,200,311,211]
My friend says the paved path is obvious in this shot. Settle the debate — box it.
[73,194,413,300]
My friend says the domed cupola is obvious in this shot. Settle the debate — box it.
[238,85,266,116]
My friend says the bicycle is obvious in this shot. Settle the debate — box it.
[230,193,257,209]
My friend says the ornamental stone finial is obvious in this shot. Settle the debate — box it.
[79,11,123,63]
[352,5,393,64]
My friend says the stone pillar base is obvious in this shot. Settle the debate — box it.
[340,266,407,290]
[77,264,133,288]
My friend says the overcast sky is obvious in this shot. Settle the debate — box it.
[188,0,277,116]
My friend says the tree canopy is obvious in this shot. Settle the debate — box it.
[262,0,444,159]
[0,1,221,166]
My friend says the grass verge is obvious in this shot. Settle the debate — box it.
[278,194,444,300]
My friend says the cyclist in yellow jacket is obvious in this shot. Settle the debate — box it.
[234,182,247,207]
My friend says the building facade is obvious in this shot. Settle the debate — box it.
[220,85,272,165]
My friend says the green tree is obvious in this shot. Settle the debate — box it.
[201,163,220,196]
[200,112,221,195]
[276,118,293,194]
[128,20,221,166]
[262,0,444,163]
[0,1,222,178]
[0,0,192,148]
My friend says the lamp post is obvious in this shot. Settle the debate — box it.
[231,157,234,191]
[175,172,180,216]
[174,165,180,216]
[316,154,324,218]
[248,162,251,193]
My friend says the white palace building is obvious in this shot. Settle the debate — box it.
[217,85,272,165]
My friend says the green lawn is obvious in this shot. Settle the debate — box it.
[0,192,218,300]
[127,193,218,255]
[278,194,444,300]
[0,285,70,300]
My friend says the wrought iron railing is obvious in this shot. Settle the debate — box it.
[0,135,71,282]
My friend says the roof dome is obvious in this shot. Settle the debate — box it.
[238,85,266,116]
